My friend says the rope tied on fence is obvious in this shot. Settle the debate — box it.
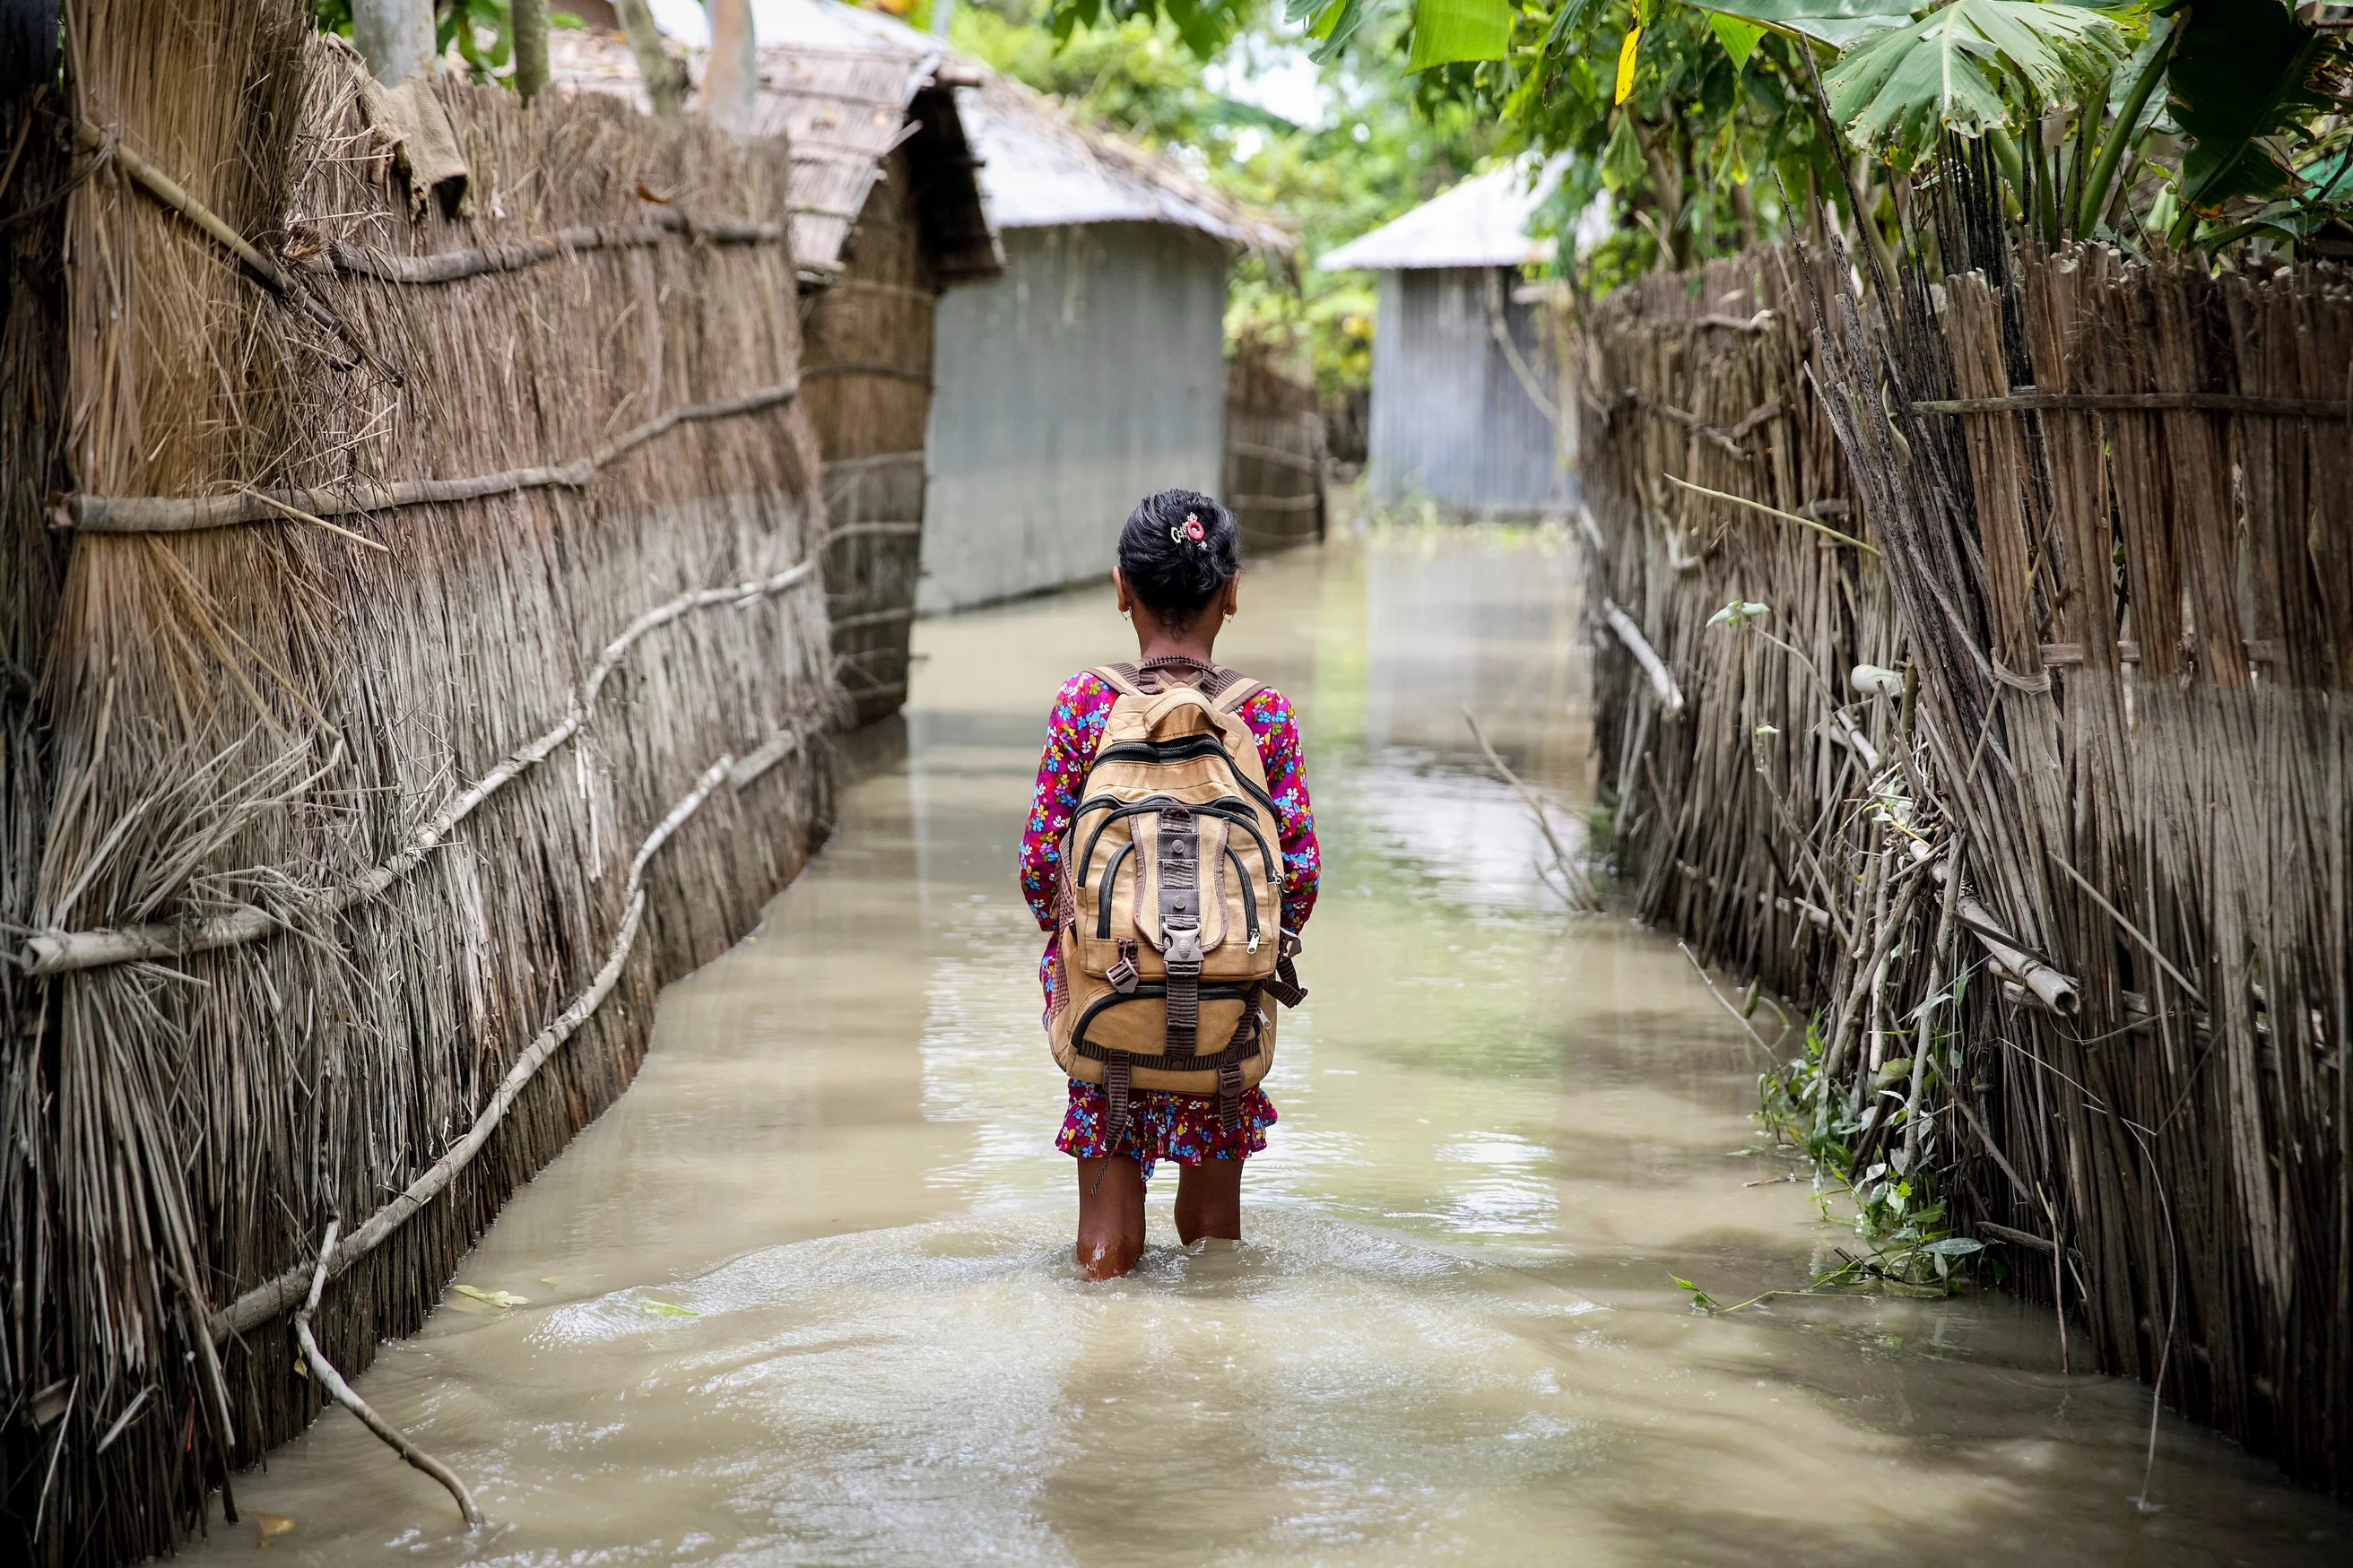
[15,557,819,976]
[55,382,802,536]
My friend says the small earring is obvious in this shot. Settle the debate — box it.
[1121,609,1133,623]
[1223,611,1235,622]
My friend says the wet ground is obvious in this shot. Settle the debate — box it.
[196,529,2353,1564]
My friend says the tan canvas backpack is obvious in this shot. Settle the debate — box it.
[1047,658,1307,1142]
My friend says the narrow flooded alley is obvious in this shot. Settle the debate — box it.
[196,533,2353,1565]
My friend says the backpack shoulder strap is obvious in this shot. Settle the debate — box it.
[1211,671,1262,715]
[1094,663,1146,697]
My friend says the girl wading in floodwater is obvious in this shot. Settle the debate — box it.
[1020,489,1319,1279]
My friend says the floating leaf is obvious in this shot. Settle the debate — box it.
[452,1284,529,1308]
[256,1514,296,1547]
[639,1299,699,1319]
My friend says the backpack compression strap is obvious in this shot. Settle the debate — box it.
[1158,802,1204,1059]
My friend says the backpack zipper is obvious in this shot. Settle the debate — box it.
[1096,841,1133,937]
[1090,738,1282,818]
[1225,844,1261,951]
[1071,983,1253,1051]
[1077,796,1279,895]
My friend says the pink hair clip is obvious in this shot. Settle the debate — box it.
[1171,512,1206,546]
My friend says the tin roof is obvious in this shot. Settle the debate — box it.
[1317,160,1562,272]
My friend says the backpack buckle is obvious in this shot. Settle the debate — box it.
[1163,919,1203,970]
[1107,938,1140,993]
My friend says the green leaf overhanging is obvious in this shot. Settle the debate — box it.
[1406,0,1517,70]
[1822,0,2137,156]
[1682,0,1921,50]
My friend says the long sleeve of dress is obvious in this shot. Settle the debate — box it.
[1235,688,1319,933]
[1019,671,1116,933]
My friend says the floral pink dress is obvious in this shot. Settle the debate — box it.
[1020,669,1319,1179]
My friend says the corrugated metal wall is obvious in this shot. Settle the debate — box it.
[920,221,1228,612]
[1367,265,1564,515]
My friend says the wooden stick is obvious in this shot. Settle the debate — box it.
[1664,472,1880,556]
[1677,942,1779,1064]
[236,486,392,553]
[1597,596,1686,717]
[2047,850,2204,1007]
[318,210,786,285]
[292,1220,483,1529]
[1915,390,2350,418]
[20,563,815,975]
[217,753,737,1339]
[60,383,798,534]
[1463,707,1599,910]
[80,120,380,366]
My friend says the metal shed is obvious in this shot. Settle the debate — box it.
[1320,163,1566,517]
[917,72,1289,612]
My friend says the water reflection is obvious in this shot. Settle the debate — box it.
[187,530,2353,1567]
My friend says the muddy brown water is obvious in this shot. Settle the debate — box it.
[194,531,2350,1564]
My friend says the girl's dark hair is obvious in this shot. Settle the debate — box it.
[1117,489,1240,628]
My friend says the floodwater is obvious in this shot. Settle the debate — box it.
[196,531,2351,1565]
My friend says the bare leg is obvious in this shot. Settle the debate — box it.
[1074,1157,1146,1278]
[1174,1159,1243,1244]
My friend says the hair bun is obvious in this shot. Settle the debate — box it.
[1119,489,1238,628]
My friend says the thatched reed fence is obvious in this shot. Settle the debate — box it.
[1580,235,2353,1488]
[1,4,841,1558]
[1224,335,1326,552]
[806,139,942,728]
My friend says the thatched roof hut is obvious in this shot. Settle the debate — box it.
[2,4,838,1558]
[553,8,1002,726]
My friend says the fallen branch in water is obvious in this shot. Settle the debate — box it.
[1463,708,1600,911]
[1676,942,1780,1066]
[292,1219,482,1529]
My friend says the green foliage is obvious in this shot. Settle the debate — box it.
[309,0,586,84]
[1403,0,1519,70]
[1750,994,2005,1293]
[958,0,1498,400]
[2168,0,2347,215]
[1684,0,1915,48]
[1822,0,2135,158]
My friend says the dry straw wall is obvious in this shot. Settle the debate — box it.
[1,4,839,1558]
[805,143,937,728]
[1581,237,2353,1488]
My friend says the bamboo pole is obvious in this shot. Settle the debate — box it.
[59,383,799,534]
